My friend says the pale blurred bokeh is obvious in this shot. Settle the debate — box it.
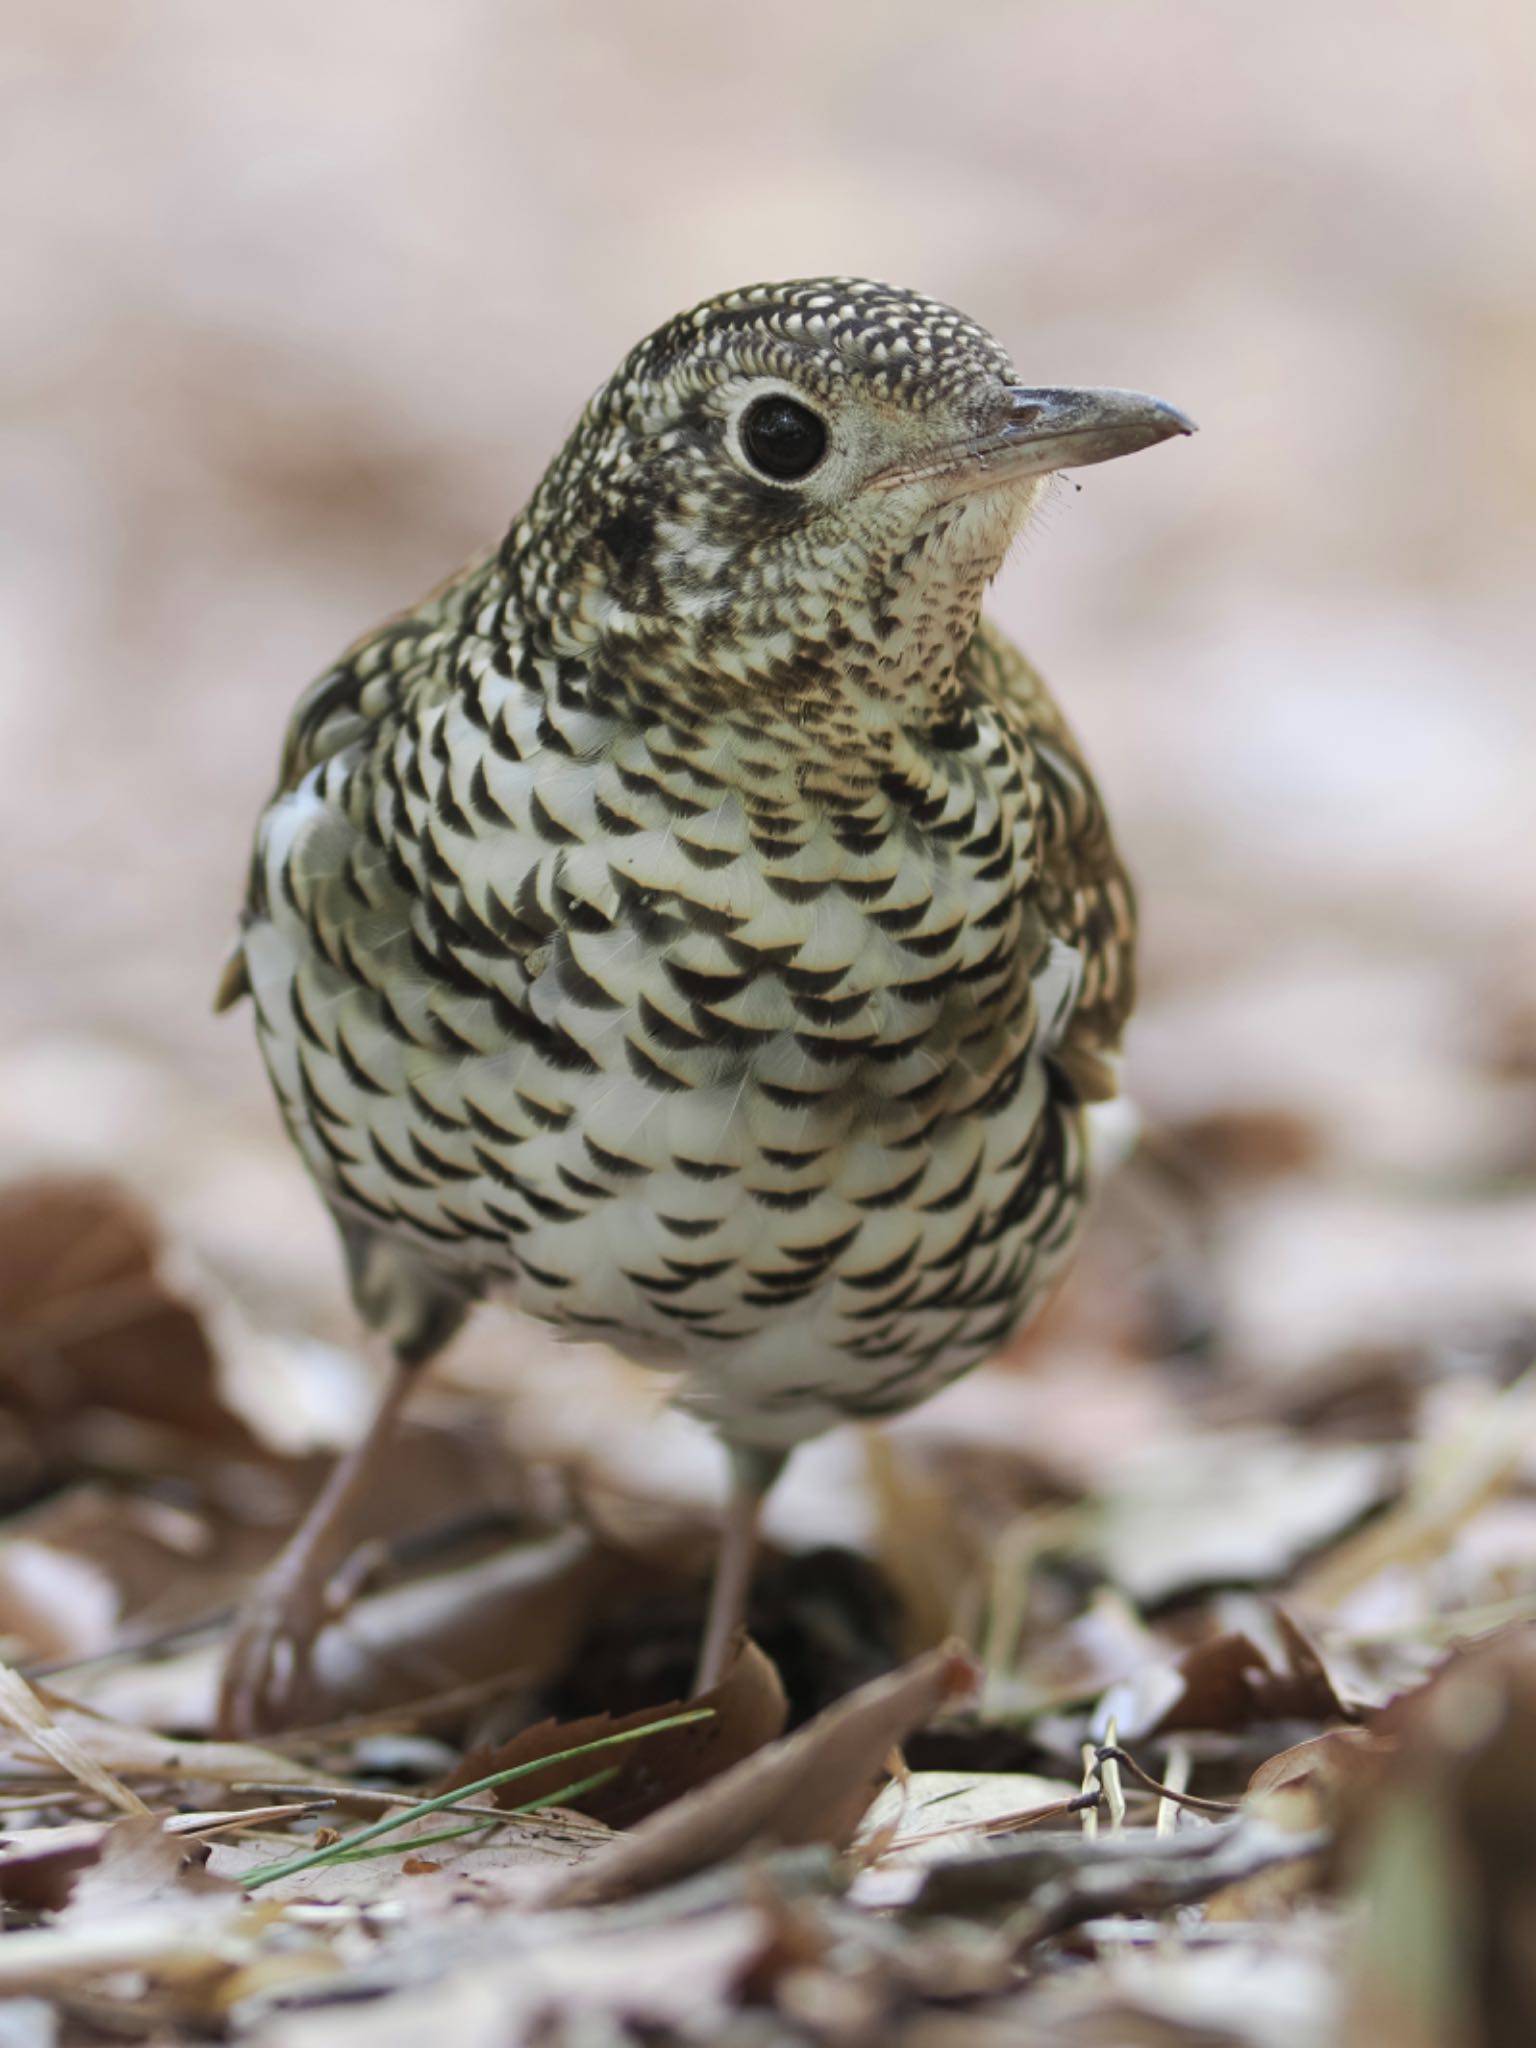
[2,0,1533,1363]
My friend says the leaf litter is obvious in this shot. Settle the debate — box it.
[0,1162,1533,2046]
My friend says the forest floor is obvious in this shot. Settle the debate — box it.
[0,1020,1534,2048]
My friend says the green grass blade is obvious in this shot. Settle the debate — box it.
[242,1710,711,1888]
[323,1765,623,1867]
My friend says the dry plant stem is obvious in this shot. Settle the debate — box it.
[1079,1742,1099,1839]
[217,1355,416,1736]
[1094,1745,1238,1816]
[0,1664,148,1816]
[694,1445,785,1696]
[1156,1741,1191,1837]
[1099,1716,1126,1832]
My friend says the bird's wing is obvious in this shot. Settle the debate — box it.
[217,557,499,1011]
[966,621,1138,1103]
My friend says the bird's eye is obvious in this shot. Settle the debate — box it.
[739,395,828,481]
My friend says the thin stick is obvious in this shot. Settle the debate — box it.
[1079,1741,1099,1839]
[1093,1744,1237,1816]
[1157,1741,1191,1838]
[1099,1716,1126,1833]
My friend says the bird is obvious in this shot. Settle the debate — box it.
[215,276,1192,1734]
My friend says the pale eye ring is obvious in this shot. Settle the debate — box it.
[739,395,828,481]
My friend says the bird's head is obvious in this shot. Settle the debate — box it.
[508,278,1191,728]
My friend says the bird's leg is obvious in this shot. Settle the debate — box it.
[217,1353,417,1737]
[693,1443,788,1696]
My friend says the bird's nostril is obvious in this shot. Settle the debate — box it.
[1008,401,1044,428]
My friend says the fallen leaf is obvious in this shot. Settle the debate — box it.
[247,1899,780,2048]
[1102,1606,1349,1741]
[548,1643,977,1907]
[1089,1429,1395,1605]
[1005,1585,1166,1716]
[1247,1725,1391,1808]
[0,1177,267,1468]
[300,1523,644,1730]
[60,1812,230,1920]
[0,1805,322,1914]
[860,1768,1082,1853]
[9,1689,312,1787]
[0,1822,108,1913]
[910,1811,1328,1940]
[986,1925,1341,2048]
[1207,1727,1389,1920]
[0,2001,55,2048]
[849,1769,1084,1906]
[0,1902,249,1998]
[439,1634,786,1828]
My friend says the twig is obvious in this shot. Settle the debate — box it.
[1099,1716,1126,1833]
[1156,1741,1191,1837]
[1078,1742,1099,1839]
[1093,1745,1237,1816]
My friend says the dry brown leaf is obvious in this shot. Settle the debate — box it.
[0,1664,147,1815]
[438,1634,786,1828]
[1104,1607,1349,1741]
[0,1176,267,1468]
[0,1821,109,1912]
[60,1812,230,1920]
[299,1523,643,1731]
[0,1805,320,1915]
[1208,1726,1389,1920]
[548,1643,977,1907]
[1247,1724,1391,1809]
[11,1689,311,1786]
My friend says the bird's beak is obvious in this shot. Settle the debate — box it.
[868,385,1195,497]
[977,385,1196,480]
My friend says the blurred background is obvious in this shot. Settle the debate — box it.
[1,0,1533,1478]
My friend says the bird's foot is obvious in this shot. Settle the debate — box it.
[217,1550,338,1738]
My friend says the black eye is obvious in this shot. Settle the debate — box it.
[739,395,828,481]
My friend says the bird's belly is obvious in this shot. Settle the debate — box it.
[528,1058,1088,1449]
[251,902,1088,1444]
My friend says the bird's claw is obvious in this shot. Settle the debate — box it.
[216,1557,332,1738]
